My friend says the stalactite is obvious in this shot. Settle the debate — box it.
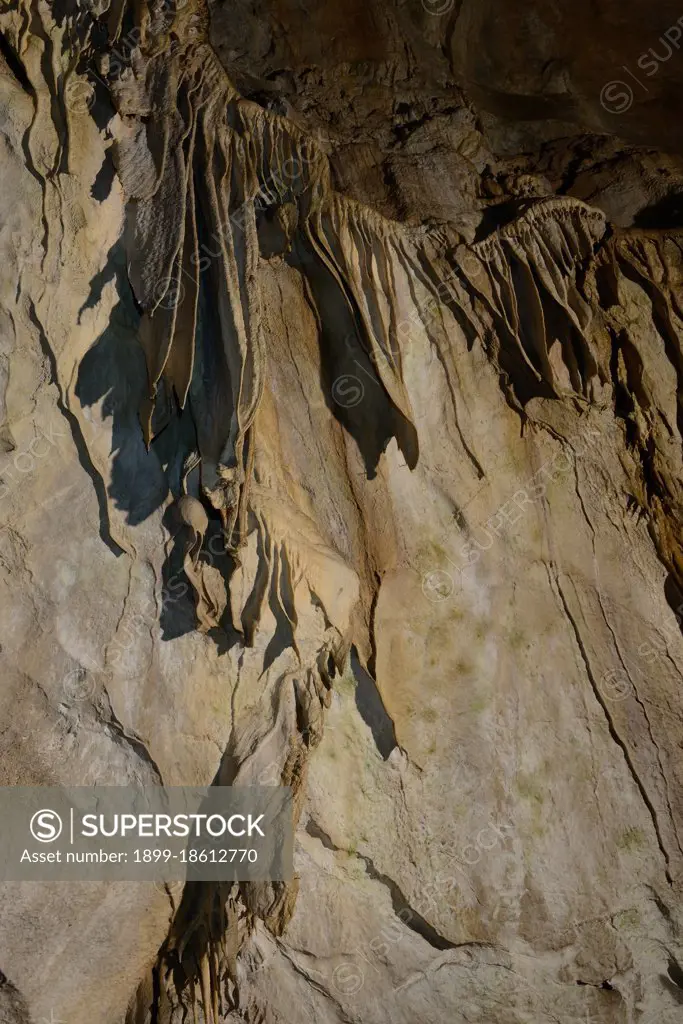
[598,229,683,592]
[83,1,615,583]
[9,2,683,1019]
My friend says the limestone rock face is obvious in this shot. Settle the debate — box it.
[0,3,682,1024]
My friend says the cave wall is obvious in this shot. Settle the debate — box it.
[0,3,682,1024]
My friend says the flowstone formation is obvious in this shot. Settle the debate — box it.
[1,1,683,1022]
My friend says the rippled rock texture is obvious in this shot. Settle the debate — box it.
[0,2,683,1022]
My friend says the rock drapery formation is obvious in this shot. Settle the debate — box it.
[1,1,683,1022]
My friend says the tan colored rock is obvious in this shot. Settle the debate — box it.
[0,4,682,1024]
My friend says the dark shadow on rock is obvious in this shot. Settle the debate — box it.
[664,574,683,638]
[474,198,531,241]
[159,503,242,651]
[88,71,118,135]
[158,503,200,642]
[0,32,32,94]
[0,965,31,1024]
[615,250,683,442]
[91,143,117,203]
[634,191,683,230]
[289,236,417,479]
[665,955,683,995]
[76,239,183,529]
[659,972,683,1005]
[26,298,123,557]
[262,545,298,675]
[351,648,397,759]
[77,244,242,655]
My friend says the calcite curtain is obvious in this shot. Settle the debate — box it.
[0,2,682,1023]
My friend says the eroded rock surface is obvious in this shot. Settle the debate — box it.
[0,2,682,1023]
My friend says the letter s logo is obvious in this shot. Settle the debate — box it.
[30,809,63,843]
[636,53,660,77]
[600,80,634,114]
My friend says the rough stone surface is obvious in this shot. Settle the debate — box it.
[0,3,682,1023]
